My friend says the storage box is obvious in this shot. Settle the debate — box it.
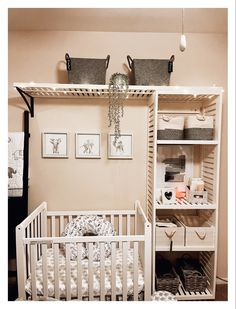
[156,216,185,249]
[65,53,110,84]
[155,256,180,294]
[175,215,215,247]
[157,115,184,140]
[175,254,207,292]
[127,55,174,86]
[184,115,214,140]
[155,270,180,295]
[186,186,208,204]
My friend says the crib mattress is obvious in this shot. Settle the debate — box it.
[25,248,145,299]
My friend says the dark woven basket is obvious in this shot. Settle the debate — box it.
[155,256,180,294]
[127,55,175,86]
[176,254,207,292]
[65,53,110,84]
[156,269,180,295]
[179,269,207,292]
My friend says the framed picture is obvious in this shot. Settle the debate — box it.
[75,133,101,158]
[42,132,68,158]
[156,145,193,189]
[108,134,133,159]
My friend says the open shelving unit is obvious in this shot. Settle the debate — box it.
[13,82,223,300]
[147,86,223,300]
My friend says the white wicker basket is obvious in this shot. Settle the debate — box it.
[184,115,214,140]
[157,115,184,140]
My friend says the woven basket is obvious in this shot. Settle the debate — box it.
[157,115,184,140]
[176,254,207,292]
[184,115,214,140]
[65,53,110,84]
[127,55,175,86]
[156,270,180,295]
[155,256,180,294]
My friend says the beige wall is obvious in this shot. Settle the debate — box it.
[8,30,227,278]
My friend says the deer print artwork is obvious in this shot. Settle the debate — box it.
[50,138,62,154]
[114,140,124,153]
[81,139,94,154]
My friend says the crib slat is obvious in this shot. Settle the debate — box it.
[53,243,60,300]
[111,215,114,227]
[100,243,105,301]
[30,222,33,237]
[122,242,128,301]
[127,215,131,249]
[127,215,131,235]
[34,218,37,238]
[30,243,37,300]
[69,215,72,222]
[42,243,48,298]
[36,215,41,259]
[65,243,71,300]
[60,216,64,235]
[119,215,122,249]
[88,243,94,301]
[26,227,31,274]
[77,243,83,300]
[111,242,116,301]
[133,242,139,301]
[51,216,55,237]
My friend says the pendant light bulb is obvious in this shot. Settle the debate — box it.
[180,34,186,52]
[179,8,187,52]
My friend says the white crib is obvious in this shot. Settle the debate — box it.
[16,200,152,301]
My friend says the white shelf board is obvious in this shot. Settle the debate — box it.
[157,140,218,145]
[175,284,214,300]
[155,246,215,252]
[13,82,223,100]
[13,82,155,99]
[155,198,216,210]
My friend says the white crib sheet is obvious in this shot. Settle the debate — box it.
[25,247,145,299]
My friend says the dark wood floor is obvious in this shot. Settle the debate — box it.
[215,284,228,301]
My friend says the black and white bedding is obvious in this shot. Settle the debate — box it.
[25,247,145,299]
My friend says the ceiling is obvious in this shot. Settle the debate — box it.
[8,8,227,33]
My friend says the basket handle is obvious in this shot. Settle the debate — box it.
[65,53,71,71]
[186,270,203,277]
[127,55,134,70]
[105,55,110,69]
[168,55,175,73]
[195,231,206,240]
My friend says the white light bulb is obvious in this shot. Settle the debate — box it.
[180,34,187,52]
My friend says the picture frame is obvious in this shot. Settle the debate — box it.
[75,133,101,158]
[161,188,176,205]
[156,145,193,189]
[42,132,68,158]
[108,134,133,159]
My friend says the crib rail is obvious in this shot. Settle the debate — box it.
[16,200,151,301]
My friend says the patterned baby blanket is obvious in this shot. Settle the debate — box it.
[8,132,24,197]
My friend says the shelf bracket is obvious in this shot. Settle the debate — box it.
[16,87,34,117]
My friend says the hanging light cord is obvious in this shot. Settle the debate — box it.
[182,8,185,35]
